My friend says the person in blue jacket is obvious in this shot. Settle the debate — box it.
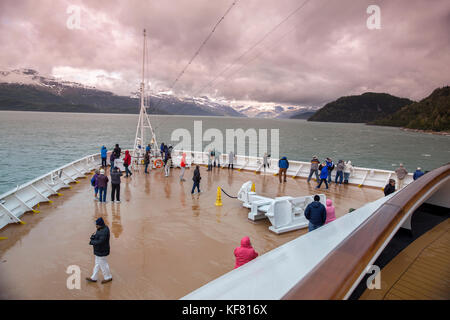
[278,156,289,183]
[305,195,327,232]
[413,167,424,180]
[100,146,107,167]
[316,162,329,189]
[160,143,165,158]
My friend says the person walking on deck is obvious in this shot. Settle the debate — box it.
[326,158,335,183]
[228,151,235,170]
[110,167,122,203]
[395,163,408,189]
[97,169,109,202]
[325,199,336,224]
[316,162,329,189]
[234,236,258,269]
[100,146,107,167]
[86,217,112,284]
[91,169,100,200]
[278,156,289,183]
[180,153,187,181]
[307,156,320,182]
[384,179,396,196]
[123,150,132,177]
[191,165,201,194]
[305,195,327,232]
[344,160,354,184]
[413,167,424,180]
[164,154,172,177]
[335,160,345,184]
[144,150,151,174]
[146,144,151,153]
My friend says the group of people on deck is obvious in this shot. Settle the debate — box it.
[86,145,429,283]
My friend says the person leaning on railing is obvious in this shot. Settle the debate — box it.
[384,179,396,196]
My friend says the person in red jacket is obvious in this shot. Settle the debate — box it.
[234,236,258,269]
[123,150,132,177]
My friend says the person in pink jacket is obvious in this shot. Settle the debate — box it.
[234,236,258,269]
[325,199,336,224]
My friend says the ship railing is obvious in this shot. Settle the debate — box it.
[181,150,414,188]
[0,152,101,230]
[181,163,450,300]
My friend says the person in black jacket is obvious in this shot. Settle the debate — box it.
[86,217,112,284]
[110,167,122,203]
[384,179,396,196]
[305,195,327,232]
[191,165,201,194]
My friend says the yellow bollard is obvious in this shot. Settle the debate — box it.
[251,182,256,193]
[32,210,40,214]
[75,181,80,184]
[358,184,362,188]
[215,187,223,206]
[48,200,53,204]
[57,193,63,196]
[19,221,26,225]
[0,237,7,240]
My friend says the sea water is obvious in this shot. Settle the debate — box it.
[0,110,449,195]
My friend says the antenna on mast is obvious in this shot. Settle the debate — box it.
[132,28,159,168]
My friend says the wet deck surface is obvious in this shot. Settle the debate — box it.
[0,165,382,299]
[360,219,450,300]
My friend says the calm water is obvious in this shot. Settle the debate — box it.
[0,110,449,195]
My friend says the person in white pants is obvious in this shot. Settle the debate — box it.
[86,217,112,284]
[165,157,172,177]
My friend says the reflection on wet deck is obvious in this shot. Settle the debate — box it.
[0,165,383,299]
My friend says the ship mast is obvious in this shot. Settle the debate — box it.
[132,29,158,167]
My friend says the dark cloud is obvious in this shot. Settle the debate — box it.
[0,0,449,107]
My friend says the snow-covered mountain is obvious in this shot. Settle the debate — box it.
[231,103,318,119]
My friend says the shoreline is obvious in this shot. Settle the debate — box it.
[400,127,450,136]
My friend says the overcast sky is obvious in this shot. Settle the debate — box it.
[0,0,449,108]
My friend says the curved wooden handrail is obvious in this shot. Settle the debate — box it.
[282,163,450,300]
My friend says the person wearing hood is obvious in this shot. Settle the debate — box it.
[316,162,329,189]
[123,150,132,177]
[91,169,100,200]
[325,199,336,224]
[234,236,258,269]
[109,151,116,170]
[191,165,201,194]
[326,158,335,183]
[335,160,345,184]
[100,146,107,167]
[86,217,112,284]
[307,156,320,182]
[97,169,109,202]
[110,167,122,203]
[413,167,424,180]
[278,156,289,183]
[305,195,327,231]
[344,160,354,184]
[180,153,187,181]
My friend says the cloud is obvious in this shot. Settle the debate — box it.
[0,0,449,107]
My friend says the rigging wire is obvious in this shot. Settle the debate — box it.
[152,0,239,133]
[193,0,311,97]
